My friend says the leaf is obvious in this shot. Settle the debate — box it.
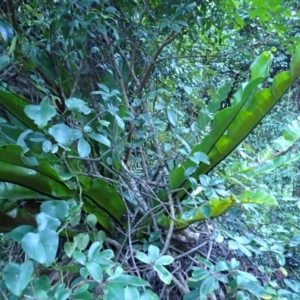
[275,252,285,266]
[115,114,125,130]
[189,152,210,165]
[86,261,103,282]
[167,109,177,127]
[238,189,278,205]
[140,290,160,300]
[74,233,90,250]
[0,20,14,43]
[189,269,210,281]
[109,274,150,287]
[65,98,92,114]
[250,51,272,80]
[41,200,69,221]
[124,286,140,300]
[0,54,11,70]
[78,137,91,158]
[199,275,217,296]
[0,145,73,200]
[236,271,258,282]
[155,255,174,265]
[32,275,51,295]
[88,132,111,147]
[3,261,33,296]
[135,252,151,264]
[0,90,39,131]
[199,174,210,187]
[183,86,193,94]
[49,123,73,145]
[21,229,59,267]
[104,283,125,300]
[42,140,52,152]
[239,281,271,298]
[72,284,93,300]
[88,242,102,261]
[24,97,56,129]
[215,261,229,272]
[64,241,77,258]
[6,225,35,242]
[82,178,126,231]
[153,265,173,285]
[184,166,197,177]
[236,291,250,300]
[36,212,61,231]
[148,245,160,262]
[200,204,211,219]
[85,214,98,227]
[73,251,86,265]
[197,256,214,269]
[52,284,71,300]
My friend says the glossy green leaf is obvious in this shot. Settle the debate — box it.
[167,109,177,126]
[153,265,173,285]
[49,123,74,145]
[88,242,102,261]
[36,212,61,231]
[0,160,72,198]
[0,54,11,70]
[72,284,93,300]
[86,261,103,282]
[6,224,35,242]
[3,261,33,296]
[64,241,77,258]
[140,290,159,300]
[0,181,44,202]
[74,233,90,250]
[238,280,271,298]
[88,132,111,147]
[73,251,86,265]
[78,137,91,158]
[237,189,278,205]
[104,283,125,300]
[0,20,14,43]
[21,229,59,267]
[24,97,56,129]
[124,286,140,300]
[155,255,174,266]
[82,178,126,221]
[0,90,38,131]
[109,274,151,287]
[189,269,210,281]
[65,98,92,114]
[236,291,250,300]
[148,245,160,262]
[85,213,98,227]
[135,252,151,264]
[41,200,69,221]
[199,275,217,296]
[52,284,71,300]
[31,275,51,295]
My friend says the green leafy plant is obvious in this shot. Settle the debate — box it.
[1,1,300,299]
[185,257,273,300]
[136,245,174,285]
[2,200,156,299]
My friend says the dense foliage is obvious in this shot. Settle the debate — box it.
[1,0,300,299]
